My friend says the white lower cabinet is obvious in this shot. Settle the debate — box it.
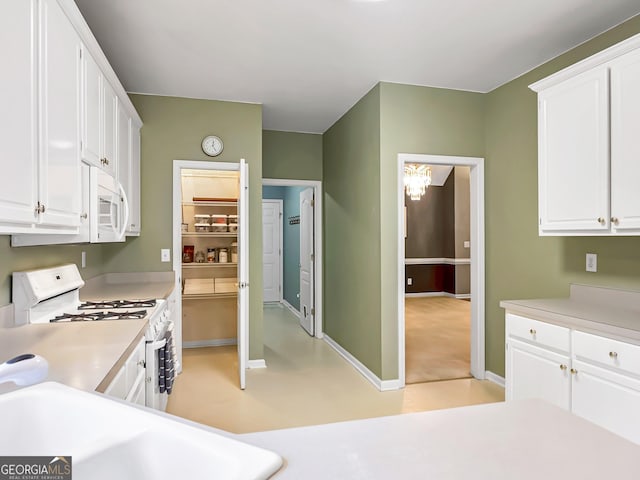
[103,338,146,406]
[506,312,640,444]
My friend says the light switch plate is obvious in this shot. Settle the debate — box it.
[586,253,597,272]
[161,249,171,262]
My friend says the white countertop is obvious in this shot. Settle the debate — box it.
[500,284,640,344]
[80,271,175,301]
[238,399,640,479]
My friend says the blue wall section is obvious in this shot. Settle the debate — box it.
[261,185,305,311]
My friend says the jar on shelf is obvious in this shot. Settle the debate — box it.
[207,248,216,263]
[230,242,238,263]
[195,250,205,263]
[218,248,228,263]
[182,245,194,263]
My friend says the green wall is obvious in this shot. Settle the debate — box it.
[323,85,383,377]
[379,83,486,379]
[263,130,323,180]
[0,240,105,306]
[484,16,640,376]
[103,94,265,360]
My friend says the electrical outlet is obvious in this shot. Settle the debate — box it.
[407,277,413,286]
[161,249,171,262]
[463,241,470,248]
[586,253,597,272]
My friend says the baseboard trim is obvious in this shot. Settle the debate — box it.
[248,359,267,369]
[485,371,505,387]
[405,292,470,299]
[323,335,401,392]
[183,338,237,348]
[281,299,300,317]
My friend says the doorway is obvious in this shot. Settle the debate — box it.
[262,179,323,338]
[397,154,485,387]
[172,159,249,389]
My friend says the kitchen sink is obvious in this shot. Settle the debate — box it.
[0,382,282,480]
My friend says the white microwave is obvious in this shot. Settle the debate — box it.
[90,166,129,243]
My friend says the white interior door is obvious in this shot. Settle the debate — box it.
[262,200,282,303]
[299,188,314,335]
[237,159,249,389]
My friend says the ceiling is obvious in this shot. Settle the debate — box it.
[73,0,640,134]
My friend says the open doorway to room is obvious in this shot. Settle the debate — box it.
[261,179,323,339]
[404,165,472,383]
[397,154,485,387]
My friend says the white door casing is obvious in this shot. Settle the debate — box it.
[397,154,485,387]
[237,159,249,389]
[262,200,282,303]
[299,188,314,336]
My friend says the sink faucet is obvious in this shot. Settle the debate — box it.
[0,354,48,386]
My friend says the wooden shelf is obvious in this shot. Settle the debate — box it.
[183,262,237,267]
[182,292,237,300]
[183,201,237,207]
[182,232,237,238]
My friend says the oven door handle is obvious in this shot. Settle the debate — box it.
[117,181,130,240]
[146,338,167,350]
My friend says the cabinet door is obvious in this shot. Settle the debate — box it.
[506,338,571,410]
[81,46,102,168]
[38,0,81,228]
[127,122,141,235]
[102,79,117,177]
[610,48,640,232]
[538,68,609,234]
[571,359,640,444]
[0,0,38,227]
[117,103,132,231]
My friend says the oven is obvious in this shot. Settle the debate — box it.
[90,166,128,243]
[144,299,173,411]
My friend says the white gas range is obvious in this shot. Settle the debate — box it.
[12,264,174,411]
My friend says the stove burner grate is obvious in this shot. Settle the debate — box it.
[50,309,148,323]
[78,299,156,310]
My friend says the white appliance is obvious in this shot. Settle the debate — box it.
[12,264,175,410]
[11,164,128,246]
[90,167,128,243]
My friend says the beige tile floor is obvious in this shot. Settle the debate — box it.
[167,304,504,434]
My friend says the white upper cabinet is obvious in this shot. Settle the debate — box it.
[610,48,640,232]
[83,49,117,178]
[537,68,610,233]
[531,33,640,236]
[39,0,82,228]
[127,121,142,235]
[0,0,80,233]
[0,0,38,228]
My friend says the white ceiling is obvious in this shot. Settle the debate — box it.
[73,0,640,134]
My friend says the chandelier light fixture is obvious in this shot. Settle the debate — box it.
[404,164,432,201]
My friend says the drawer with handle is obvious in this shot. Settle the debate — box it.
[573,330,640,377]
[506,313,570,352]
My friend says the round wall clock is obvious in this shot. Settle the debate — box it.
[201,135,224,157]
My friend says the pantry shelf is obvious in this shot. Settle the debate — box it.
[182,232,237,238]
[182,292,238,300]
[182,263,237,268]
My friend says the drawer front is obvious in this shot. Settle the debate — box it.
[124,338,146,392]
[103,366,126,400]
[573,330,640,377]
[506,313,570,352]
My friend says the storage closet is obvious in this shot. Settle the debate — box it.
[180,169,239,347]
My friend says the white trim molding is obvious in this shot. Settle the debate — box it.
[485,371,505,388]
[281,299,300,317]
[405,257,471,265]
[397,154,486,386]
[530,32,640,92]
[405,292,471,299]
[248,359,267,369]
[324,335,402,392]
[183,338,237,348]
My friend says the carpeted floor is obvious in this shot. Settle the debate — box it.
[405,296,471,384]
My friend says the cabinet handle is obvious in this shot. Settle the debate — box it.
[611,217,619,225]
[80,213,88,219]
[570,368,578,375]
[597,217,605,224]
[529,328,536,335]
[559,364,568,370]
[609,351,618,358]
